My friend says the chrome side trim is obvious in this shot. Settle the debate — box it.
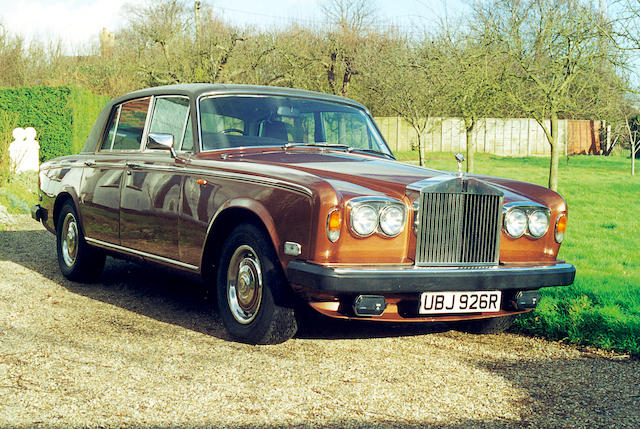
[119,161,313,196]
[83,162,126,169]
[85,237,199,271]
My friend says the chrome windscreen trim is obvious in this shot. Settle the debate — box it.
[85,237,199,271]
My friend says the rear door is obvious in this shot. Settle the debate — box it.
[79,98,151,244]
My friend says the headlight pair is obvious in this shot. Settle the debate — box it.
[349,198,406,238]
[503,205,550,239]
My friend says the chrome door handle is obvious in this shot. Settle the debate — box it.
[84,161,95,167]
[126,162,141,169]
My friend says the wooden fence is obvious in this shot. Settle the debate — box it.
[373,117,601,156]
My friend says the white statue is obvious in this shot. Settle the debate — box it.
[9,127,40,173]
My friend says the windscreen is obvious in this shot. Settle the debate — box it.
[199,95,391,156]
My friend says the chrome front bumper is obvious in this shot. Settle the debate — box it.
[287,261,576,293]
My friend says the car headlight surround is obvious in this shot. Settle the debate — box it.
[348,197,406,238]
[504,208,527,238]
[503,203,551,239]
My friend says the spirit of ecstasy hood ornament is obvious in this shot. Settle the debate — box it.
[454,153,465,176]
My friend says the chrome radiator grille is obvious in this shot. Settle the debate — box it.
[415,191,502,266]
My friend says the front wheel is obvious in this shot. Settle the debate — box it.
[452,314,517,334]
[216,224,297,344]
[56,201,105,282]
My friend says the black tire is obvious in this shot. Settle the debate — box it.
[56,201,105,282]
[453,314,517,334]
[216,224,297,344]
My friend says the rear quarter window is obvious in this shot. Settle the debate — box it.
[100,97,151,152]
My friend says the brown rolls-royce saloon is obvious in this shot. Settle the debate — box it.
[32,84,575,344]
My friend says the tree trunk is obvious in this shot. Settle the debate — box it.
[633,141,636,176]
[548,115,560,191]
[417,132,425,167]
[464,117,475,173]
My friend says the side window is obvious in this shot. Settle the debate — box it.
[99,106,120,151]
[111,97,151,151]
[148,96,190,150]
[181,114,194,151]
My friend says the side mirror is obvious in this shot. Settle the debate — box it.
[147,132,176,158]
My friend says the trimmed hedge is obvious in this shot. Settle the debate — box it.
[0,86,109,162]
[0,110,18,183]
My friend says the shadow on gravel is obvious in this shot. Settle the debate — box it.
[469,354,640,428]
[0,228,452,343]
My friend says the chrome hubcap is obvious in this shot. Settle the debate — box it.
[61,213,79,267]
[227,245,263,324]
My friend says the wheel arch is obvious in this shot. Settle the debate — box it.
[200,200,280,283]
[53,189,83,233]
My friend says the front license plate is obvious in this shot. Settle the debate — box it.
[419,291,502,314]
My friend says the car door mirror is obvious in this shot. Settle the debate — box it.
[147,132,177,158]
[147,133,174,150]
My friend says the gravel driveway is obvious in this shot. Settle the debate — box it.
[1,215,639,428]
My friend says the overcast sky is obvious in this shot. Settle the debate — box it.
[0,0,467,53]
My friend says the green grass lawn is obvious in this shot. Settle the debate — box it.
[398,151,640,356]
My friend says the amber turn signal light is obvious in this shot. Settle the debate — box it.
[326,209,341,242]
[555,214,567,243]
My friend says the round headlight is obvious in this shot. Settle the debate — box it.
[351,205,378,236]
[504,208,527,238]
[528,210,549,238]
[379,205,405,237]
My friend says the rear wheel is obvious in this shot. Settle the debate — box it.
[216,224,297,344]
[56,201,105,282]
[453,314,517,334]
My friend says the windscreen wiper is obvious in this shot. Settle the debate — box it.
[283,142,350,150]
[283,142,395,160]
[347,148,396,160]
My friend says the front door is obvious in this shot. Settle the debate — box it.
[119,96,190,262]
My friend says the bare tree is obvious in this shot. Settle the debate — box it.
[319,0,378,97]
[474,0,615,190]
[434,27,507,173]
[371,37,446,166]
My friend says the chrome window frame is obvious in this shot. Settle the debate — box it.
[196,92,393,156]
[99,105,121,152]
[143,95,191,153]
[98,96,152,153]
